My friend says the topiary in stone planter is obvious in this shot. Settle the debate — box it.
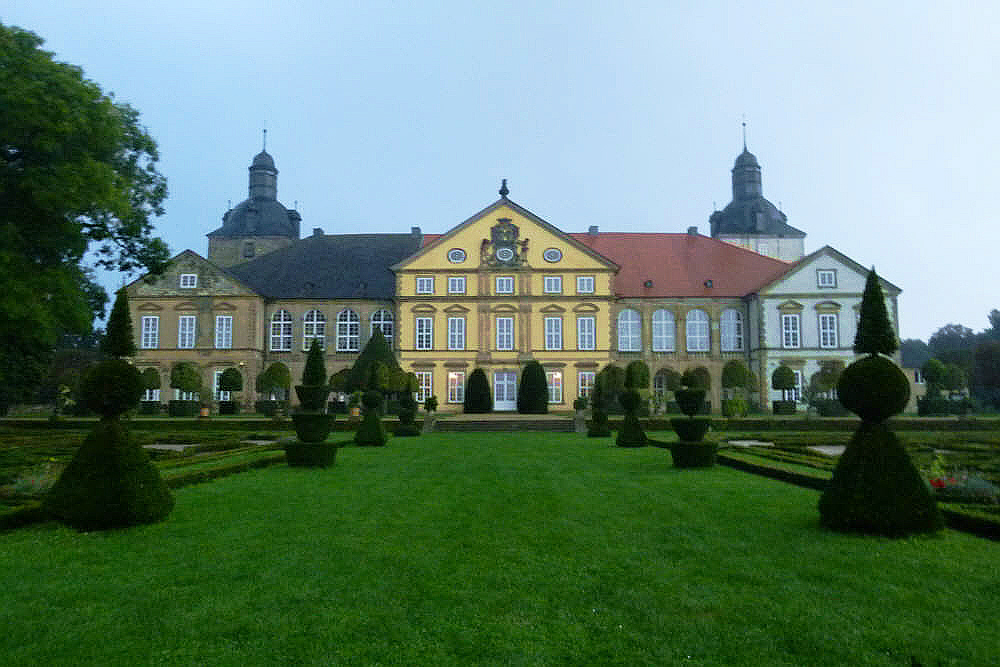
[670,441,718,468]
[284,440,338,468]
[670,417,711,442]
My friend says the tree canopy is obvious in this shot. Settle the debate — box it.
[0,23,168,411]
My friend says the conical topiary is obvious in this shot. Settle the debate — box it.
[854,267,898,355]
[46,288,173,529]
[100,288,137,358]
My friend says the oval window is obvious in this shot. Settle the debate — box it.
[543,247,562,263]
[496,247,515,262]
[447,248,466,263]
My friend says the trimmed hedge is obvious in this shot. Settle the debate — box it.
[81,359,144,418]
[139,401,161,415]
[917,397,973,416]
[44,419,174,530]
[772,400,797,415]
[295,385,330,411]
[818,422,943,536]
[464,368,493,413]
[169,400,200,417]
[218,401,239,415]
[517,361,548,414]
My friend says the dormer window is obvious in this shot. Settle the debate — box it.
[179,274,198,288]
[817,269,837,288]
[243,242,255,258]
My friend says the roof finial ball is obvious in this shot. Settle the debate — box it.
[499,178,509,198]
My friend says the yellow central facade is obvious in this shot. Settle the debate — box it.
[393,200,618,409]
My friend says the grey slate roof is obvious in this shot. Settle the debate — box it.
[207,198,300,238]
[709,197,806,238]
[227,232,423,299]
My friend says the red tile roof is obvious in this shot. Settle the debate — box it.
[569,232,792,298]
[421,230,791,298]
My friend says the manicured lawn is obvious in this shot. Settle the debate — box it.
[2,433,998,665]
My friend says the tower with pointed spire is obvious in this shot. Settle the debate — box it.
[709,128,806,261]
[207,136,302,267]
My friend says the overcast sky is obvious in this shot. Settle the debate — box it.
[7,1,999,341]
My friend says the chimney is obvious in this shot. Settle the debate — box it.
[588,225,599,236]
[687,226,698,236]
[411,226,423,245]
[312,227,323,237]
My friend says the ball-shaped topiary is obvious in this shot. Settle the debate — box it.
[624,360,650,390]
[80,359,144,418]
[45,419,174,529]
[674,388,706,417]
[836,355,910,422]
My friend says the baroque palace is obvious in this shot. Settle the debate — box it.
[128,143,901,412]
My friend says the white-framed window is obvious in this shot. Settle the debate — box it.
[213,369,231,401]
[544,317,563,350]
[140,316,159,349]
[496,317,514,351]
[336,309,360,352]
[653,371,672,399]
[792,370,803,402]
[415,371,433,403]
[447,371,465,403]
[370,309,393,344]
[914,369,925,384]
[142,388,160,402]
[782,313,801,349]
[544,276,562,294]
[179,273,197,288]
[577,276,595,294]
[416,276,434,294]
[416,317,433,350]
[303,310,326,350]
[652,310,675,352]
[578,371,595,398]
[546,371,563,404]
[819,313,839,348]
[175,388,199,401]
[178,315,196,349]
[817,269,837,288]
[686,309,710,352]
[447,317,465,350]
[720,309,743,352]
[617,309,641,351]
[758,242,769,257]
[495,276,514,294]
[448,276,466,294]
[270,310,292,351]
[215,315,233,349]
[577,316,595,351]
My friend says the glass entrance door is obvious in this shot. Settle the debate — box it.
[494,371,517,411]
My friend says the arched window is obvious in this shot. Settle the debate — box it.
[337,309,360,352]
[371,309,394,345]
[269,310,292,351]
[653,368,679,399]
[617,309,641,352]
[720,309,744,351]
[652,310,675,352]
[303,310,326,350]
[686,309,710,352]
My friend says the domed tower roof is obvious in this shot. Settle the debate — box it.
[710,140,805,240]
[207,146,300,240]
